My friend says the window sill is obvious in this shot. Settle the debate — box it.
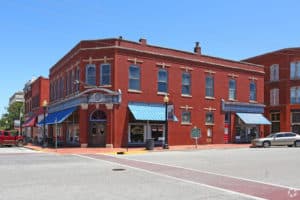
[157,92,169,96]
[205,96,215,100]
[205,123,215,126]
[128,89,142,94]
[99,85,112,88]
[249,100,258,103]
[228,98,238,102]
[181,122,192,126]
[181,94,192,98]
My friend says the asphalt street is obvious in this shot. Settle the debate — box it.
[0,147,299,200]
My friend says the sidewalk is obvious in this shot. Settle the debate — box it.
[24,143,250,155]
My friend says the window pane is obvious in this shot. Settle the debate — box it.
[250,81,257,101]
[182,111,191,123]
[182,72,191,95]
[86,64,96,85]
[129,65,140,90]
[101,64,111,85]
[229,79,236,99]
[205,76,214,97]
[297,62,300,79]
[291,87,296,104]
[158,69,168,93]
[290,62,296,79]
[158,70,167,81]
[158,82,167,93]
[206,112,214,123]
[129,125,144,143]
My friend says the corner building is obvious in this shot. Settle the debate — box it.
[45,38,268,148]
[243,48,300,135]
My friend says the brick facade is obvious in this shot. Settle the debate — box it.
[47,38,267,148]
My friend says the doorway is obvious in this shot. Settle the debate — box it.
[88,110,107,147]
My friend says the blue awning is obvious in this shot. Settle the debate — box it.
[236,113,271,125]
[128,102,177,121]
[38,107,77,125]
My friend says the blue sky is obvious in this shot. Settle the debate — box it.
[0,0,299,116]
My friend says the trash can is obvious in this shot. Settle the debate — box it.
[145,138,155,150]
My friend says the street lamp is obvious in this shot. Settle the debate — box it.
[163,95,169,149]
[42,100,48,147]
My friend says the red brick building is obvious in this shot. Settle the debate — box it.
[23,76,49,143]
[243,48,300,135]
[42,37,269,148]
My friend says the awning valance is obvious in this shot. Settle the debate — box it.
[128,102,177,121]
[38,107,77,125]
[236,113,271,125]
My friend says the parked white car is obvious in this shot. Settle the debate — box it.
[251,132,300,148]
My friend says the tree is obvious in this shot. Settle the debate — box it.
[0,102,24,130]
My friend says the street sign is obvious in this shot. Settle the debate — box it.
[191,127,201,138]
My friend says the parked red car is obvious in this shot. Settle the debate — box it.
[0,130,24,147]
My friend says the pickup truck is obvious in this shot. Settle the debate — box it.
[0,130,24,147]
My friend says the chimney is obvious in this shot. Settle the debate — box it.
[139,38,147,46]
[194,42,201,54]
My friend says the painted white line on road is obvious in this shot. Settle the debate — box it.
[120,156,300,191]
[74,154,266,200]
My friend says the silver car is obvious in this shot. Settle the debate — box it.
[251,132,300,148]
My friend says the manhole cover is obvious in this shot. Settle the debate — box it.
[112,168,126,171]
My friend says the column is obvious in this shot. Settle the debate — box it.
[79,106,88,147]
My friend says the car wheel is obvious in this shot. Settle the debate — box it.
[263,141,270,148]
[294,140,300,147]
[17,140,23,147]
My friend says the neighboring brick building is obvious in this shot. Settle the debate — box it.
[41,37,269,148]
[243,48,300,135]
[23,76,49,143]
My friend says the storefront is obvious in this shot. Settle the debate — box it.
[222,100,271,143]
[127,102,176,147]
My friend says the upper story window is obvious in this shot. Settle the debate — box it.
[205,75,214,98]
[229,79,237,100]
[75,67,80,92]
[182,72,191,95]
[270,64,279,81]
[129,65,140,91]
[158,69,168,93]
[249,81,257,101]
[205,111,214,124]
[100,64,111,86]
[181,110,191,124]
[290,87,300,104]
[290,61,300,80]
[270,88,279,105]
[86,64,96,86]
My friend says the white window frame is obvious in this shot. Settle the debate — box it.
[290,86,300,104]
[85,64,96,86]
[229,79,237,100]
[128,123,146,143]
[270,88,279,105]
[205,75,214,98]
[290,61,300,80]
[270,64,279,82]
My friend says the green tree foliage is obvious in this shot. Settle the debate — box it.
[0,102,24,130]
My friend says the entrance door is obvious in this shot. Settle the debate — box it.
[88,110,107,147]
[89,122,106,146]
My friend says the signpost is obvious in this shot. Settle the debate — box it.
[191,126,201,148]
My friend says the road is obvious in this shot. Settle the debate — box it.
[0,147,299,200]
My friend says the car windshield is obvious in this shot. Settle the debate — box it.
[266,134,275,138]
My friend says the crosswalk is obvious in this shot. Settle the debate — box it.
[0,147,39,154]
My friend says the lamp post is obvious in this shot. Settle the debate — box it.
[163,95,169,149]
[42,100,48,148]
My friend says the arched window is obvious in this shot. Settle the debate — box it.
[90,110,107,121]
[86,64,96,86]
